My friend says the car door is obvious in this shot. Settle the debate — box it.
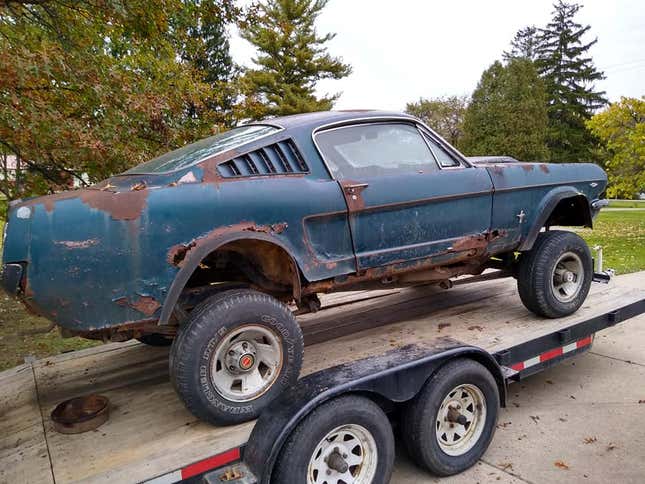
[314,121,494,270]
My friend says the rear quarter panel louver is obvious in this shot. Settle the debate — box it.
[218,139,309,178]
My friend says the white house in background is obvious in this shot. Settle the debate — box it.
[0,153,88,188]
[0,154,18,181]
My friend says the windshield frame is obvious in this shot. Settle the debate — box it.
[115,123,284,176]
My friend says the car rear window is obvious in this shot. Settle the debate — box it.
[123,125,279,175]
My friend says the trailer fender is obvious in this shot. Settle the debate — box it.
[243,341,506,484]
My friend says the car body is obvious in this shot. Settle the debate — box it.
[2,110,607,340]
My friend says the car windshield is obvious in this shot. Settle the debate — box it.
[123,125,279,174]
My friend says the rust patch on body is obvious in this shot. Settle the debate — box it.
[20,186,149,221]
[539,164,550,173]
[55,239,99,249]
[167,221,289,268]
[520,163,534,172]
[449,230,506,252]
[114,295,161,316]
[339,179,367,211]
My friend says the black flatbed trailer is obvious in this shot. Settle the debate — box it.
[2,272,643,483]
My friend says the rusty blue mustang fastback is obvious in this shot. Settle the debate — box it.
[2,110,608,424]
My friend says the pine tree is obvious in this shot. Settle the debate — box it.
[238,0,351,119]
[503,26,540,61]
[535,1,607,162]
[460,59,550,161]
[173,0,238,127]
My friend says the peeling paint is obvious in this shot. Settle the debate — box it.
[20,186,149,221]
[55,239,99,249]
[114,295,161,316]
[178,171,199,184]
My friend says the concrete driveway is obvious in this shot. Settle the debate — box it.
[392,314,645,484]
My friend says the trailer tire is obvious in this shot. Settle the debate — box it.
[401,358,499,476]
[137,334,173,346]
[170,289,303,426]
[518,230,592,318]
[273,395,395,484]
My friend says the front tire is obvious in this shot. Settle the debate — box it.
[518,230,593,318]
[273,395,395,484]
[170,289,304,426]
[401,358,499,476]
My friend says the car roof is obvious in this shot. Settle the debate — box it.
[253,110,418,131]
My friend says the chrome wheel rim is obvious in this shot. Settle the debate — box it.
[436,384,487,456]
[211,325,282,402]
[551,252,584,303]
[308,424,378,484]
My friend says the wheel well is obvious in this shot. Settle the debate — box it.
[181,239,300,304]
[544,195,592,229]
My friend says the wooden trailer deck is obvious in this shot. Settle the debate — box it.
[1,272,644,483]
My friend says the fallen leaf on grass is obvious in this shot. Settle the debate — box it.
[554,460,570,470]
[583,437,597,444]
[468,325,484,331]
[607,443,617,451]
[437,323,451,332]
[497,421,512,428]
[498,462,513,471]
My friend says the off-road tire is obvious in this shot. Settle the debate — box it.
[518,230,593,318]
[401,358,499,476]
[170,289,304,426]
[137,334,173,346]
[273,395,395,484]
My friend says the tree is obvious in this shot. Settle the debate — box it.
[238,0,351,120]
[587,97,645,199]
[535,1,607,162]
[405,96,468,146]
[0,0,237,199]
[174,0,238,127]
[503,26,540,61]
[460,59,549,161]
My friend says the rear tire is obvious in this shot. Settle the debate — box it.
[273,395,395,484]
[518,230,593,318]
[170,289,303,426]
[401,358,499,476]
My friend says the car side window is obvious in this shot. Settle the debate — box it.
[422,134,461,168]
[315,123,439,178]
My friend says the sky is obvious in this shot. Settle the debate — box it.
[229,0,645,111]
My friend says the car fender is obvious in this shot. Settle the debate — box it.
[518,186,591,251]
[158,231,302,325]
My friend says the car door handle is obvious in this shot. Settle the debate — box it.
[343,183,369,194]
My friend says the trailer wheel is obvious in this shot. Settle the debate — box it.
[170,289,303,426]
[518,230,592,318]
[137,334,173,346]
[401,358,499,476]
[273,395,395,484]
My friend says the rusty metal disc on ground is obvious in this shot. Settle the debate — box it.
[50,394,109,434]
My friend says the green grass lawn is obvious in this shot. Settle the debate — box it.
[572,210,645,275]
[0,209,643,371]
[608,199,645,209]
